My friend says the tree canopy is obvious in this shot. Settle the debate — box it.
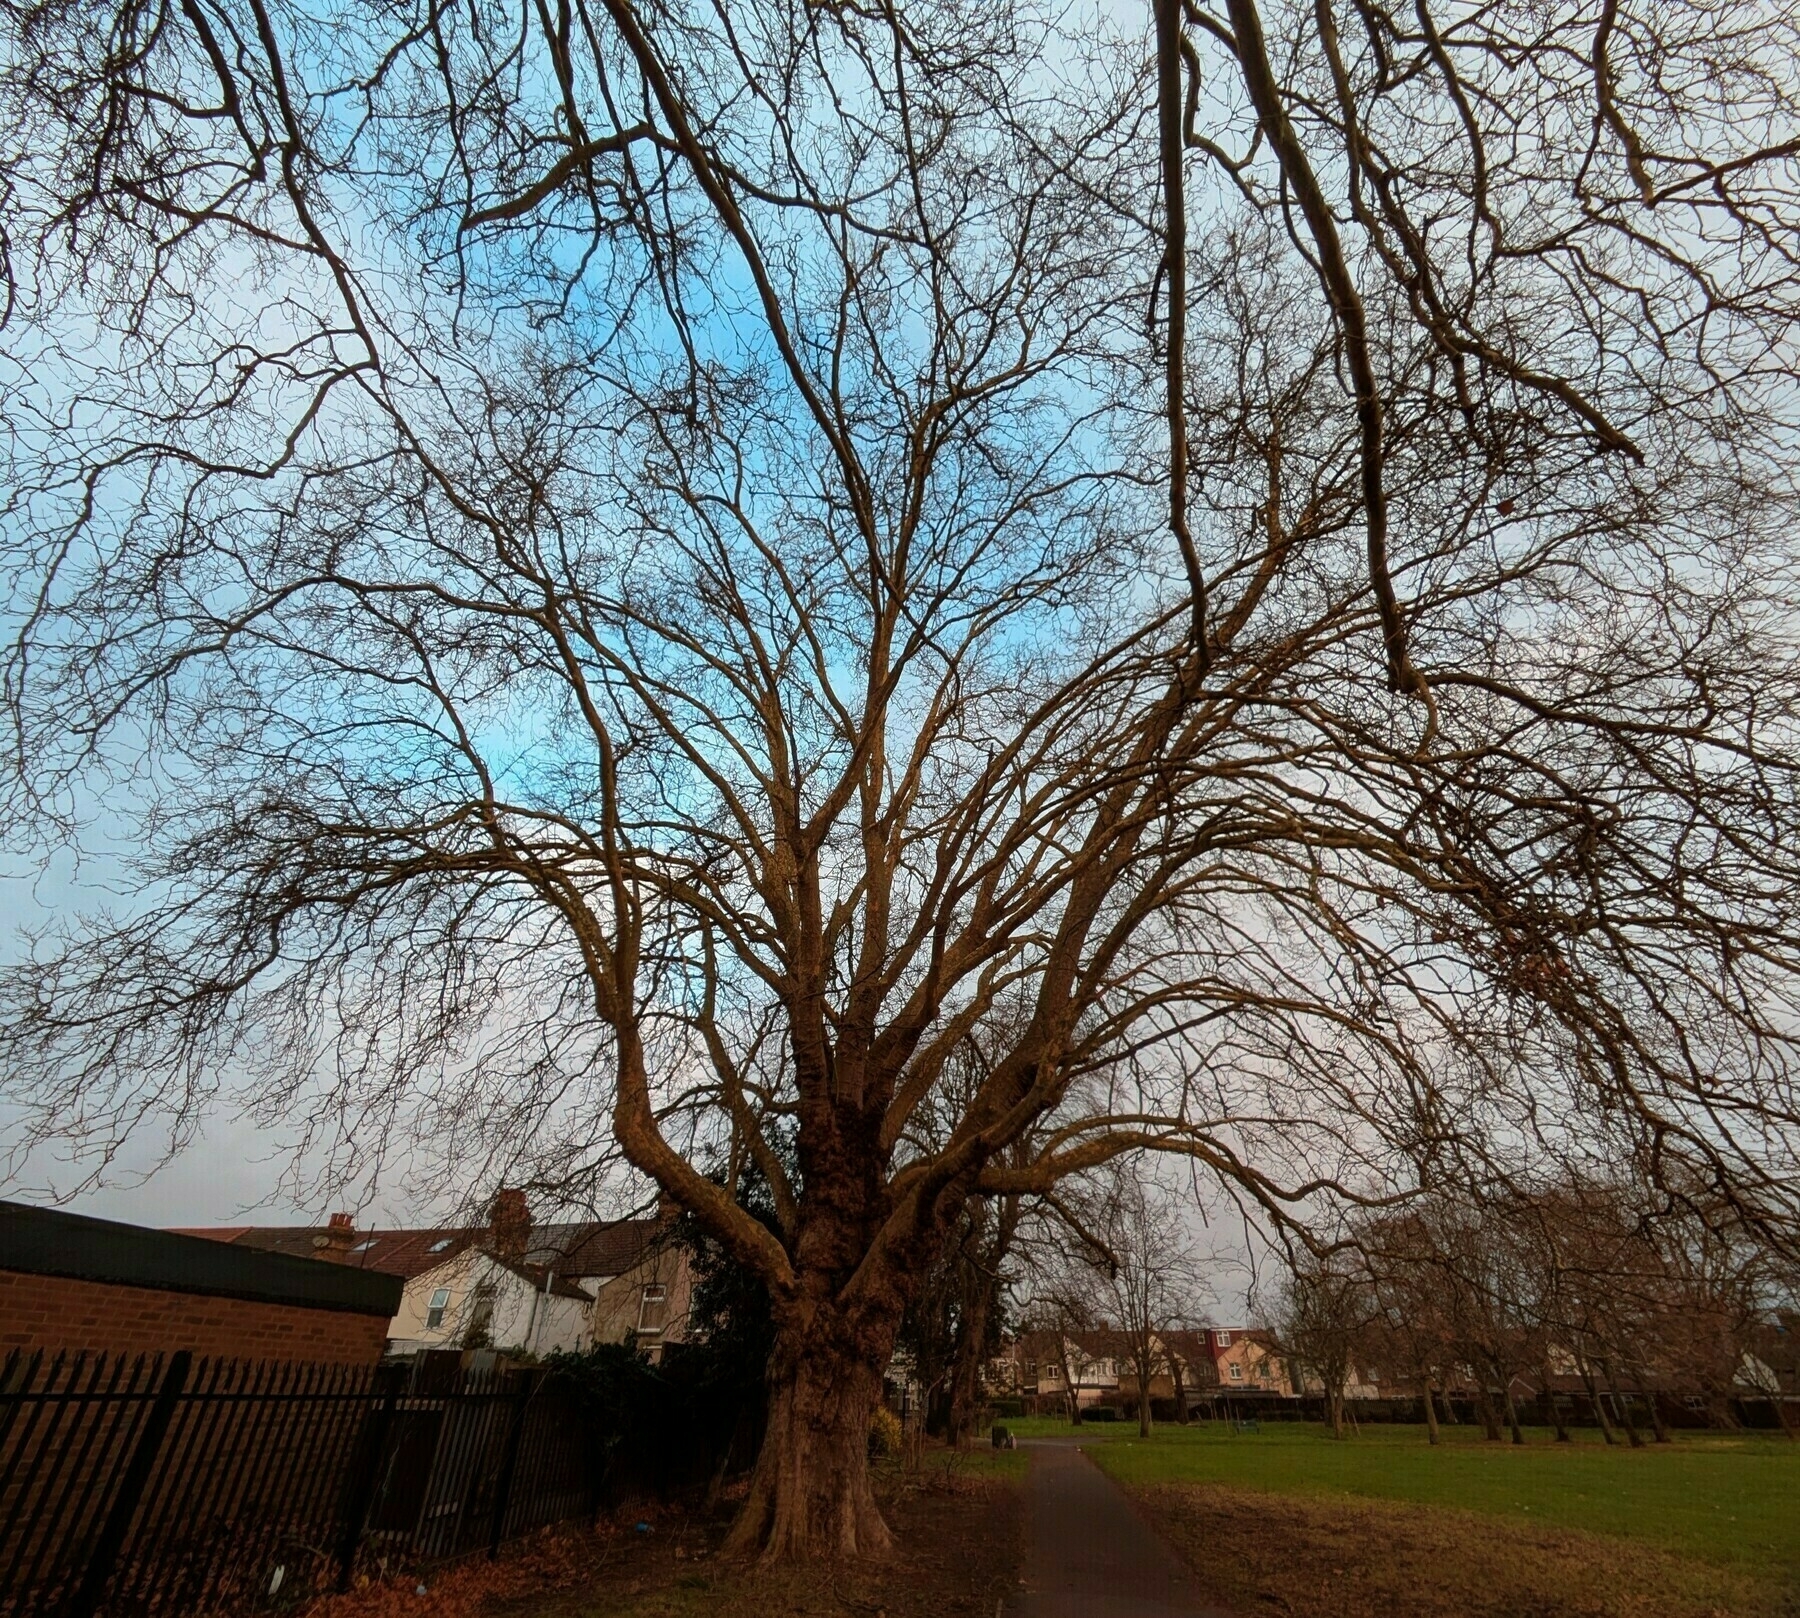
[3,0,1798,1556]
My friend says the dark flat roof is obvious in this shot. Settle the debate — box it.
[0,1201,402,1317]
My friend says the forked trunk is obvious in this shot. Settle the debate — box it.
[1600,1360,1644,1448]
[725,1327,893,1561]
[1475,1383,1502,1442]
[1580,1360,1620,1444]
[1540,1366,1571,1442]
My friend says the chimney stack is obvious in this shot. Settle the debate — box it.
[488,1188,531,1262]
[312,1211,356,1260]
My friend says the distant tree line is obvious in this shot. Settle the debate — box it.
[1274,1177,1799,1443]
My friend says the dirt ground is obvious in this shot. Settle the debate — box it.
[303,1461,1022,1618]
[1128,1480,1799,1618]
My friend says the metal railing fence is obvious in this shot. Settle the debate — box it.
[0,1349,596,1618]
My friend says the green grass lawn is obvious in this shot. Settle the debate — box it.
[1006,1414,1800,1574]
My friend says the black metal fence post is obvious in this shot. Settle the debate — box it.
[486,1374,534,1560]
[68,1349,191,1618]
[334,1362,405,1592]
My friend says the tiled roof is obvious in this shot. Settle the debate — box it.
[487,1255,594,1301]
[1160,1328,1222,1364]
[177,1214,673,1285]
[220,1225,479,1279]
[537,1218,673,1277]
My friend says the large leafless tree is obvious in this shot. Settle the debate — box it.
[4,0,1800,1559]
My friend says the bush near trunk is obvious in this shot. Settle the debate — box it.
[546,1341,765,1500]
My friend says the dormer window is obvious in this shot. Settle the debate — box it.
[428,1238,455,1253]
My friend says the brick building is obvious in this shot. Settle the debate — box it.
[0,1201,401,1363]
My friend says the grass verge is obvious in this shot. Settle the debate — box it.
[1132,1479,1796,1618]
[1029,1418,1799,1575]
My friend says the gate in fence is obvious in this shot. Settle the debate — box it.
[0,1349,596,1617]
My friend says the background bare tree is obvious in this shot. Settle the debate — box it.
[1092,1171,1207,1436]
[1274,1248,1376,1437]
[4,0,1800,1561]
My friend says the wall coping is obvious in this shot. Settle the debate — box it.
[0,1201,403,1317]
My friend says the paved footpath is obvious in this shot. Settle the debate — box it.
[1008,1438,1237,1618]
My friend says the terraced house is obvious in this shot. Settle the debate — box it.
[181,1191,691,1362]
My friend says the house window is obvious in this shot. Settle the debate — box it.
[426,1288,451,1330]
[428,1238,455,1253]
[1214,1330,1230,1347]
[637,1283,669,1335]
[1257,1362,1270,1381]
[1229,1363,1244,1381]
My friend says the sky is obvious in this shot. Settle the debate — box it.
[0,849,388,1226]
[0,0,1276,1328]
[0,847,1259,1315]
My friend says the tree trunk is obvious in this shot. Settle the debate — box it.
[1328,1387,1345,1438]
[1136,1332,1154,1437]
[1171,1354,1190,1424]
[1421,1373,1440,1445]
[1475,1382,1502,1442]
[724,1325,893,1561]
[1540,1366,1571,1442]
[1600,1361,1644,1448]
[946,1280,995,1448]
[1503,1382,1525,1444]
[1579,1360,1620,1445]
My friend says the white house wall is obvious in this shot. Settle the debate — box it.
[386,1252,591,1357]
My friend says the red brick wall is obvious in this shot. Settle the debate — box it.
[0,1268,391,1363]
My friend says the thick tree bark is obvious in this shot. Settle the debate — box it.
[946,1277,996,1448]
[724,1322,894,1561]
